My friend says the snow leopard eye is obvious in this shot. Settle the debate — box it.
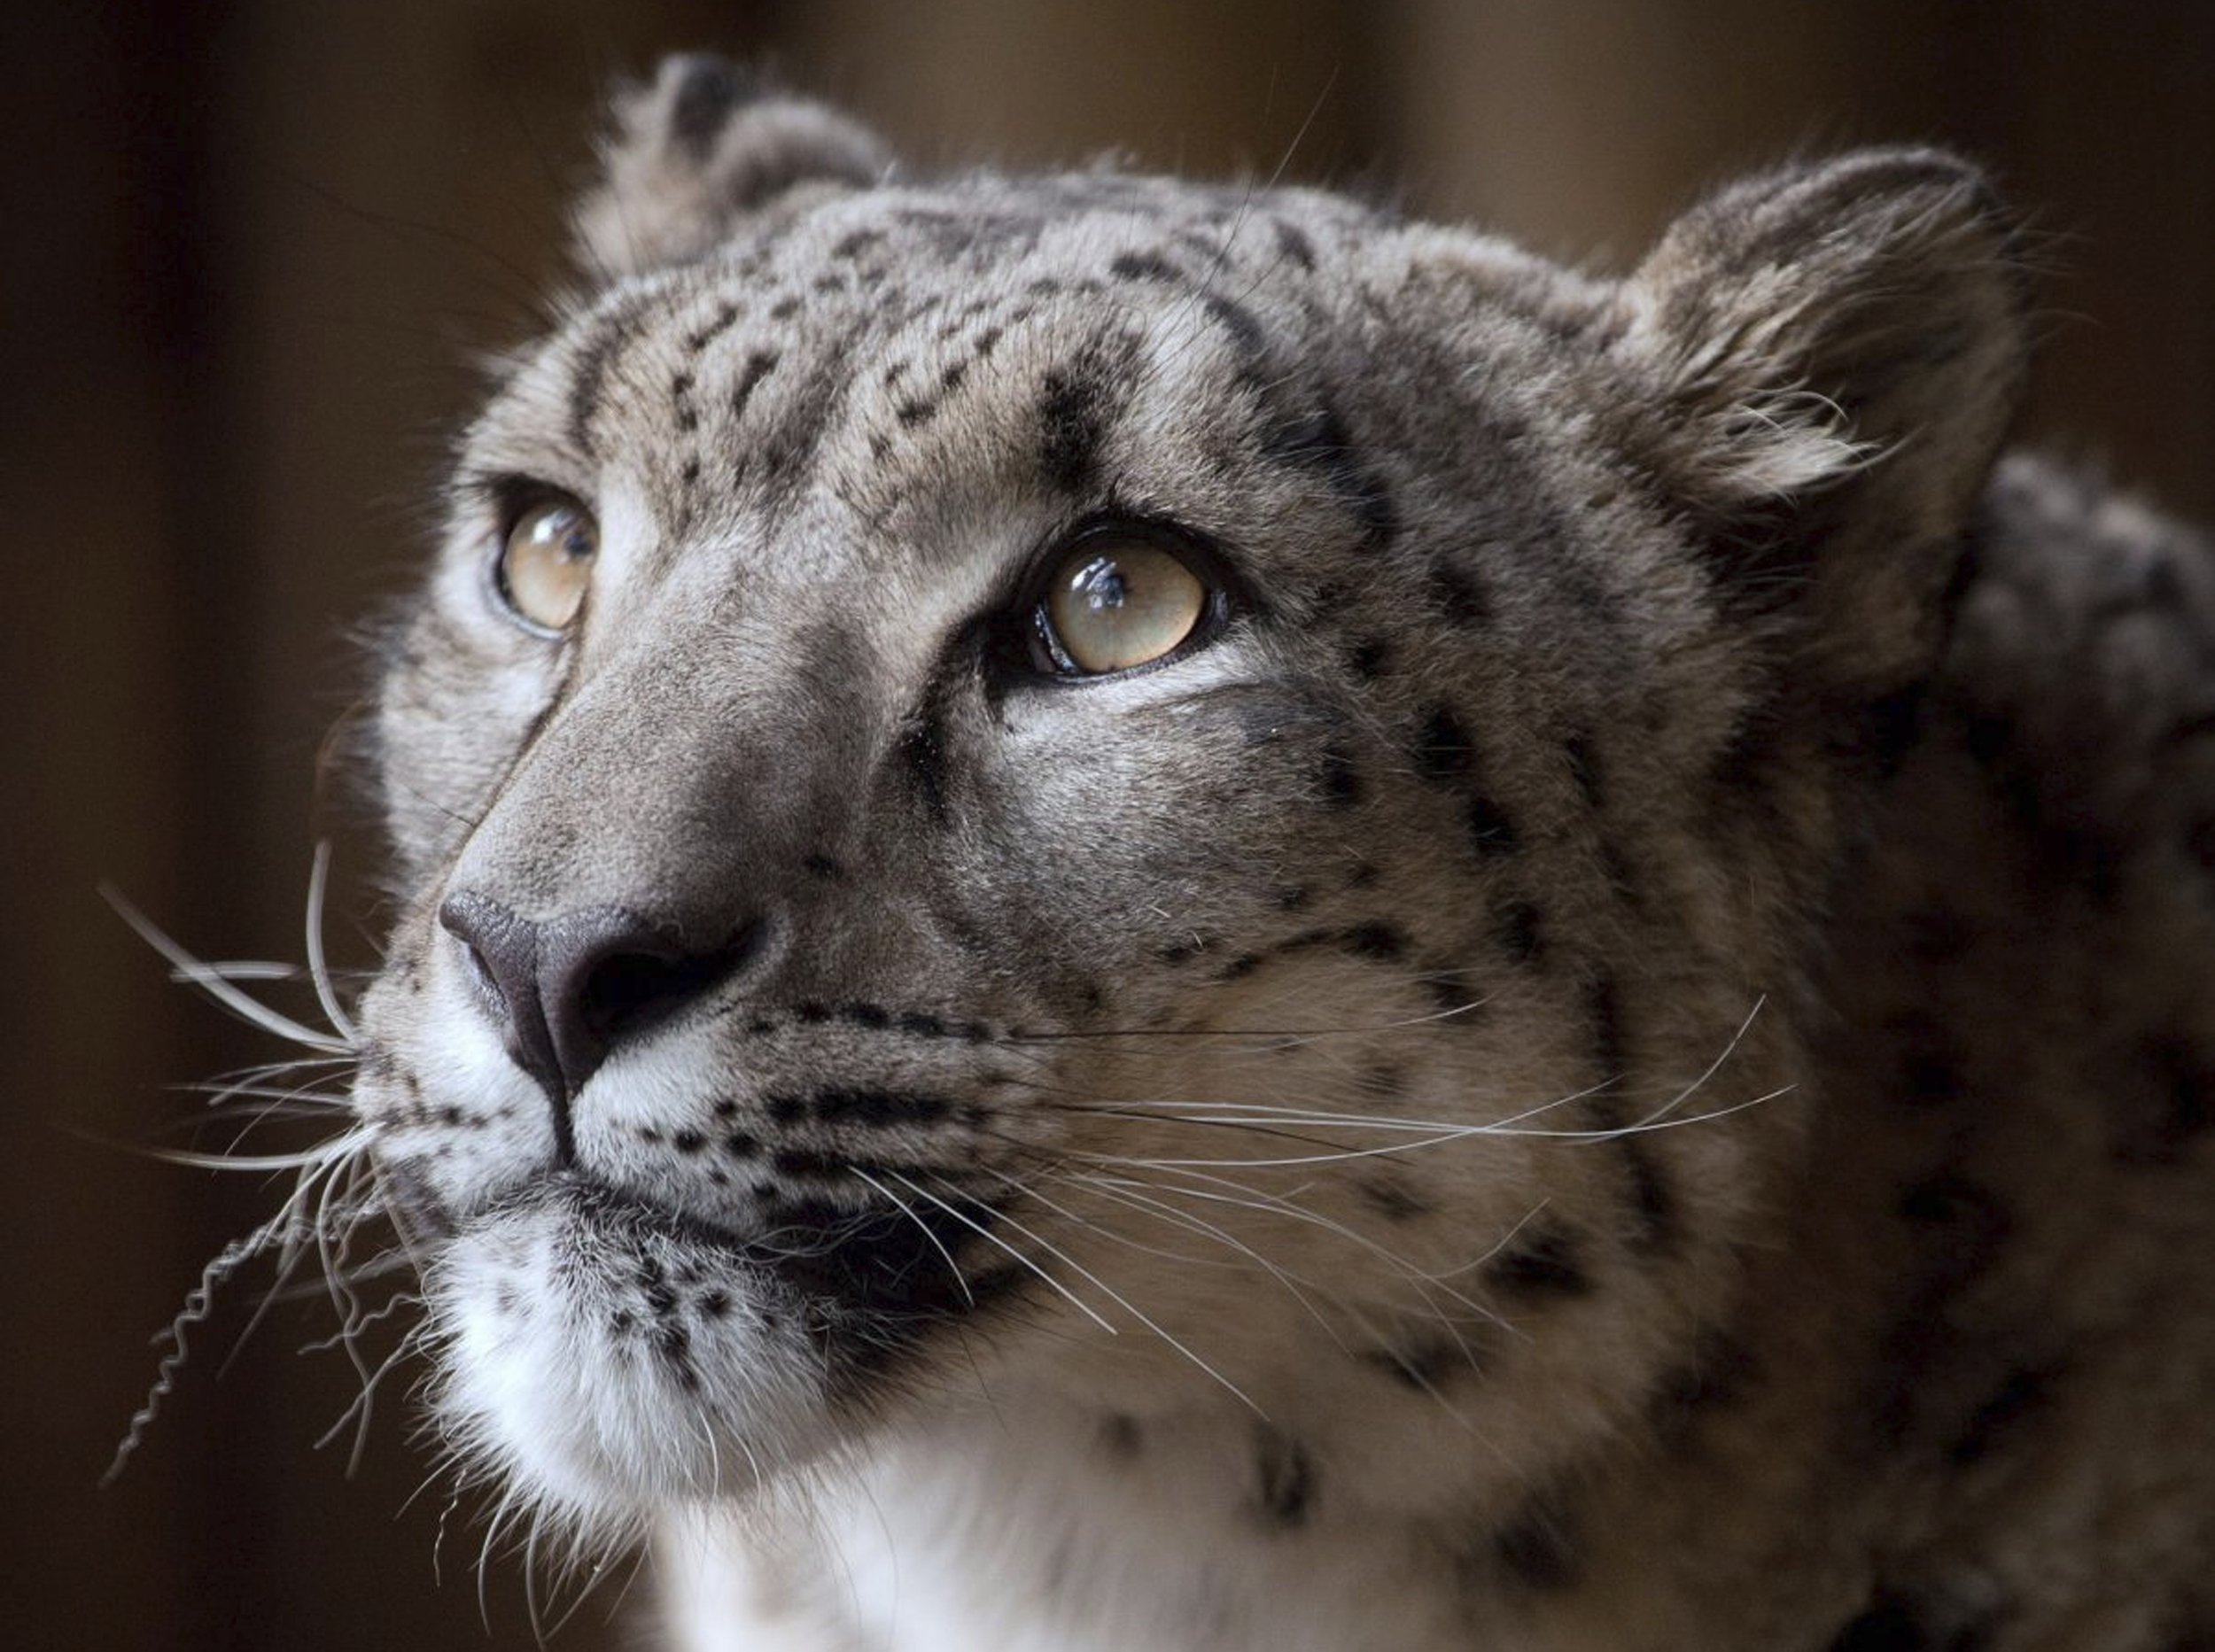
[494,494,598,635]
[1031,525,1216,677]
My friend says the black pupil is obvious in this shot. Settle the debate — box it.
[553,512,591,560]
[1076,556,1129,610]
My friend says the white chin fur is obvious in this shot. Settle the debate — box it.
[425,1189,835,1527]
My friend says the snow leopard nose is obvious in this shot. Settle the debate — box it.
[439,891,758,1138]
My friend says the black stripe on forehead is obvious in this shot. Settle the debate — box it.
[1037,326,1138,494]
[566,293,656,461]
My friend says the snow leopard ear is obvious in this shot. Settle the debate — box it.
[572,55,893,277]
[1613,149,2032,697]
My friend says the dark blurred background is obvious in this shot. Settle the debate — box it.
[5,3,2210,1648]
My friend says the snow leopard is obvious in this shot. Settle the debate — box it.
[215,52,2215,1651]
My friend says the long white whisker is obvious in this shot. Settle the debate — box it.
[306,840,361,1046]
[921,1173,1263,1416]
[882,1172,1115,1334]
[103,884,349,1054]
[850,1169,974,1307]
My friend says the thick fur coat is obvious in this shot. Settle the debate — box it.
[320,56,2215,1649]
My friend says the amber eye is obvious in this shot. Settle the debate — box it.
[494,496,597,633]
[1035,532,1212,676]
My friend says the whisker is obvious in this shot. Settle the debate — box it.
[105,1214,296,1484]
[881,1172,1114,1334]
[104,884,350,1054]
[850,1168,974,1307]
[305,840,362,1047]
[921,1172,1263,1416]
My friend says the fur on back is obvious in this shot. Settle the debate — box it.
[307,54,2215,1649]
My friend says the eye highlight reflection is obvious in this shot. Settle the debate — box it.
[495,495,598,634]
[1035,532,1211,676]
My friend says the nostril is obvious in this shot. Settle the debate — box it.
[577,936,753,1044]
[437,891,764,1106]
[539,912,764,1093]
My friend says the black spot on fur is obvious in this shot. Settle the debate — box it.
[1871,1172,2017,1451]
[1903,905,1974,964]
[729,349,779,418]
[2114,1037,2215,1165]
[1358,1175,1432,1223]
[1897,1173,2011,1250]
[812,1088,951,1127]
[1587,973,1626,1077]
[1947,1363,2058,1465]
[1493,1497,1580,1591]
[1272,218,1317,271]
[1431,562,1490,625]
[1484,1227,1591,1301]
[1467,793,1520,856]
[1263,403,1398,542]
[768,295,800,322]
[1861,680,1930,778]
[1964,711,2012,766]
[1364,1335,1479,1392]
[1496,899,1543,966]
[722,1131,759,1159]
[1418,703,1475,782]
[1348,636,1392,679]
[1419,966,1475,1016]
[1204,293,1267,359]
[832,228,885,260]
[672,1129,705,1154]
[1038,358,1110,492]
[1615,1136,1677,1253]
[1341,920,1406,961]
[1109,250,1181,283]
[1356,1064,1404,1098]
[684,302,740,353]
[1888,1013,1966,1105]
[1253,1427,1315,1529]
[1319,746,1364,808]
[1826,1589,1992,1652]
[565,297,649,459]
[769,1147,861,1179]
[1566,733,1605,809]
[1648,1331,1761,1442]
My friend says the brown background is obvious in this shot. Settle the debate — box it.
[6,3,2210,1648]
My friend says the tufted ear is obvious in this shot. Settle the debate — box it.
[572,54,894,277]
[1613,149,2032,699]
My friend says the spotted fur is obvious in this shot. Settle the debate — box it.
[328,54,2215,1650]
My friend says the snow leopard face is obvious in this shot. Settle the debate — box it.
[350,57,2026,1533]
